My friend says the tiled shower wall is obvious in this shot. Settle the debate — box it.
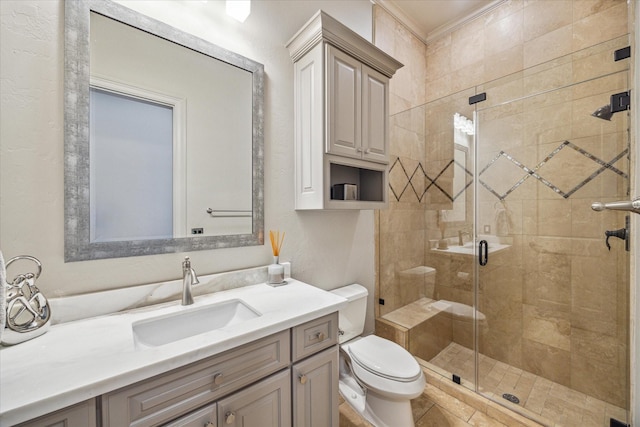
[374,2,428,318]
[374,0,631,408]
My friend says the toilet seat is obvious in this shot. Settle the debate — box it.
[348,335,422,382]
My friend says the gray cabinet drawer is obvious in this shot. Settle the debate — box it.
[291,312,338,361]
[102,331,290,427]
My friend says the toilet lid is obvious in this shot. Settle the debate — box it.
[348,335,422,382]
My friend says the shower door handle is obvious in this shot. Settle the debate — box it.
[478,240,488,266]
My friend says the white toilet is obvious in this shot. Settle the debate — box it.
[330,284,426,427]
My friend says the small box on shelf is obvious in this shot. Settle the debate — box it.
[331,184,358,200]
[328,162,384,204]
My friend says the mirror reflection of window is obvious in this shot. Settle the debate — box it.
[443,113,473,223]
[449,145,467,222]
[90,88,174,242]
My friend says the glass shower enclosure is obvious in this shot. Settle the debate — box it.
[377,35,631,426]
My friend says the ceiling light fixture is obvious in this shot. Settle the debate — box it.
[454,113,474,135]
[226,0,250,23]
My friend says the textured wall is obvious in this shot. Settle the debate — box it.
[0,0,378,332]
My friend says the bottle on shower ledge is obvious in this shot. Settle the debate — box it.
[437,212,449,249]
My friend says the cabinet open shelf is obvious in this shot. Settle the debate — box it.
[329,163,384,203]
[319,156,387,210]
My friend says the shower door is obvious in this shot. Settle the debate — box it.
[474,52,630,424]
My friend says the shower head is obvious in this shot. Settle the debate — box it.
[591,104,613,121]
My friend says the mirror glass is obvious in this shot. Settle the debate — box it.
[440,113,473,224]
[446,144,469,222]
[65,0,264,261]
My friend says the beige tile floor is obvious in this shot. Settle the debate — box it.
[339,365,544,427]
[429,343,629,427]
[339,343,630,426]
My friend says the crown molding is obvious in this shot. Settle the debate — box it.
[425,0,505,44]
[373,0,506,45]
[286,10,403,78]
[372,0,427,42]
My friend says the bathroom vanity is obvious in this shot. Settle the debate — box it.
[0,276,346,427]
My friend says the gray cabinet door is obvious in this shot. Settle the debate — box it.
[164,403,216,427]
[326,44,362,161]
[15,399,97,427]
[217,370,291,427]
[361,64,389,164]
[292,346,339,427]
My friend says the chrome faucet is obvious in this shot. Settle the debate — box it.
[181,256,199,305]
[458,229,471,246]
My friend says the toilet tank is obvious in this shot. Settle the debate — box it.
[329,284,368,343]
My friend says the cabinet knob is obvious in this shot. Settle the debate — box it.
[225,411,236,424]
[356,147,363,153]
[299,374,308,384]
[314,331,325,341]
[213,373,224,385]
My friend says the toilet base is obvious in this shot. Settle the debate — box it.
[339,378,366,415]
[339,380,416,427]
[366,391,415,427]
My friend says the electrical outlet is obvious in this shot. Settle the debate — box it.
[483,225,491,233]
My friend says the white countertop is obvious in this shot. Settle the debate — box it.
[0,279,347,426]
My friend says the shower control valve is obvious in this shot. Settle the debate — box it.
[605,228,627,251]
[604,216,630,252]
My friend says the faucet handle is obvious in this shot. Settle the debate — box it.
[182,256,191,270]
[182,256,199,285]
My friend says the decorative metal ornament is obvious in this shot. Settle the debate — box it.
[2,255,51,345]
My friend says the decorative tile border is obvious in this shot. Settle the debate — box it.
[389,141,628,203]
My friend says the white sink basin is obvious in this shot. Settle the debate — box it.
[433,242,511,256]
[132,299,261,347]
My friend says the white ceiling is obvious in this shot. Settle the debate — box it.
[379,0,500,42]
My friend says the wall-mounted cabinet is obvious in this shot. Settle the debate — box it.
[287,11,403,210]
